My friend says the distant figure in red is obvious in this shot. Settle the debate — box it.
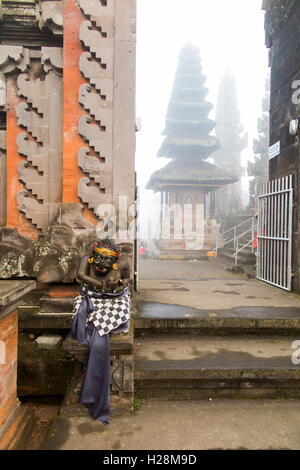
[139,243,147,259]
[253,235,257,250]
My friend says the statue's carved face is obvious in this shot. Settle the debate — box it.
[89,242,119,276]
[92,252,116,275]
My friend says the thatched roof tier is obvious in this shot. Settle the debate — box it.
[147,160,237,191]
[157,136,220,159]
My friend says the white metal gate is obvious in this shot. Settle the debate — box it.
[257,175,293,291]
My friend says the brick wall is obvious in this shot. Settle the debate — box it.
[0,310,18,429]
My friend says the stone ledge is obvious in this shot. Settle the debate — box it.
[63,319,134,362]
[0,280,36,307]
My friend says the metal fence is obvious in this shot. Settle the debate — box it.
[257,175,293,291]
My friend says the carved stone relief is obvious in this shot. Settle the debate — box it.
[15,47,63,231]
[78,0,115,30]
[111,355,134,395]
[39,0,63,36]
[0,1,63,37]
[0,47,30,75]
[77,0,114,217]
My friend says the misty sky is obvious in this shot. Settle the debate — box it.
[135,0,269,237]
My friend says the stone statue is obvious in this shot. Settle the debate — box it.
[70,238,131,425]
[76,239,130,293]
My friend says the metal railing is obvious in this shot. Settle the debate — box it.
[215,217,257,265]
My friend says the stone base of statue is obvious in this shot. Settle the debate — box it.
[61,320,134,418]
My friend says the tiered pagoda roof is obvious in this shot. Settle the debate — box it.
[147,43,236,191]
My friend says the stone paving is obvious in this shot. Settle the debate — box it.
[43,399,300,450]
[136,259,300,311]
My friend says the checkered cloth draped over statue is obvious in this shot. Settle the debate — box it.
[70,239,131,425]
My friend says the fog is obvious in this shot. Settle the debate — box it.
[135,0,269,239]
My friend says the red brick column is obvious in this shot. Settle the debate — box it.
[0,281,36,450]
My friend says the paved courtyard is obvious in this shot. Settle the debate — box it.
[137,259,300,312]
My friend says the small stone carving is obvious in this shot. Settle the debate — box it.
[22,230,80,283]
[51,203,95,235]
[18,161,49,202]
[78,115,111,154]
[79,0,114,29]
[79,83,113,117]
[79,51,111,82]
[17,190,57,231]
[78,177,111,214]
[17,133,48,174]
[39,0,63,36]
[0,46,30,75]
[80,20,114,52]
[78,146,112,184]
[17,102,47,144]
[111,356,134,394]
[18,74,47,115]
[0,228,31,279]
[41,47,63,75]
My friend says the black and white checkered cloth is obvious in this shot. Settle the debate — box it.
[73,286,131,337]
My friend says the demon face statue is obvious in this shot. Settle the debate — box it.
[77,239,130,293]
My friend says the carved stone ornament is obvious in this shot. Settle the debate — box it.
[79,83,113,115]
[77,177,112,213]
[41,47,63,75]
[39,0,63,36]
[0,46,30,75]
[78,146,112,186]
[14,49,63,231]
[78,0,115,30]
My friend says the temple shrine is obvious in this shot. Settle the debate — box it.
[147,44,236,256]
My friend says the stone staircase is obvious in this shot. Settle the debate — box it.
[134,309,300,400]
[216,245,256,274]
[215,216,257,273]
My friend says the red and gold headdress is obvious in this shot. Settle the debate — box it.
[88,239,120,267]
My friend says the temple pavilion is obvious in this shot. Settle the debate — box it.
[147,43,236,256]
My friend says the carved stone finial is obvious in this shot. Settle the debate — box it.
[0,46,30,75]
[41,47,63,75]
[39,0,63,36]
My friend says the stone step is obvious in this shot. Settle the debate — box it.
[217,249,256,265]
[135,334,300,400]
[134,301,300,336]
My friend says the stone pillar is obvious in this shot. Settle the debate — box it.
[63,0,136,240]
[0,280,36,450]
